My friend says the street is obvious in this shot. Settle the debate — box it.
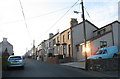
[2,58,113,77]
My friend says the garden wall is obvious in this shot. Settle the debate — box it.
[87,58,119,71]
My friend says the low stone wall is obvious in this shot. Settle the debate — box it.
[47,57,72,64]
[47,57,59,64]
[63,57,72,63]
[87,58,119,71]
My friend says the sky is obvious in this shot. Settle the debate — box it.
[0,0,119,55]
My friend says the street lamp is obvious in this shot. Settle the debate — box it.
[74,11,81,14]
[74,0,88,70]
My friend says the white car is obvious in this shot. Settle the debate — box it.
[7,55,25,69]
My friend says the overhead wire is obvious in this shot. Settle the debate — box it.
[0,5,78,25]
[19,0,33,47]
[19,0,28,29]
[27,6,75,20]
[84,7,94,23]
[38,0,80,38]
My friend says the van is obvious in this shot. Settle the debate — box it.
[87,46,118,59]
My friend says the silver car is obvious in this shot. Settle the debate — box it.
[7,56,25,69]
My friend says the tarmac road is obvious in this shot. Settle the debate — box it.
[2,58,114,77]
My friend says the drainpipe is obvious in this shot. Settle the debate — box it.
[111,25,114,46]
[70,29,74,61]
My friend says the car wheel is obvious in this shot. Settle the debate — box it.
[98,57,102,59]
[113,54,117,58]
[20,66,24,69]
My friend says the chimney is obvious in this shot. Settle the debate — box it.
[70,18,78,27]
[3,38,7,42]
[49,33,54,38]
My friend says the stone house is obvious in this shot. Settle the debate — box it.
[0,38,13,57]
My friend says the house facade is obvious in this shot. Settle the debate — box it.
[0,38,13,57]
[36,40,47,60]
[90,21,120,55]
[80,21,120,57]
[70,18,98,61]
[36,29,72,60]
[35,18,120,62]
[60,28,72,58]
[52,33,61,56]
[48,33,59,55]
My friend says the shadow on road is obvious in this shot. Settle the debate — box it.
[7,67,24,71]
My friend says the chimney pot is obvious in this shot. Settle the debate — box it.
[3,38,7,42]
[70,18,78,27]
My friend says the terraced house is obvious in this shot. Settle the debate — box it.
[35,18,120,63]
[60,28,71,58]
[70,18,99,61]
[81,21,120,56]
[77,21,120,60]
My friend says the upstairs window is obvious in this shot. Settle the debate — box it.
[100,41,107,48]
[53,39,56,45]
[97,31,101,35]
[68,32,71,40]
[57,37,59,43]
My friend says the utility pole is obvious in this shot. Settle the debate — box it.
[81,0,88,70]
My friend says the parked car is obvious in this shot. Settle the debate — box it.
[87,46,119,59]
[7,55,25,69]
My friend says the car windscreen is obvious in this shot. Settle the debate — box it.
[9,56,22,60]
[96,50,102,55]
[96,49,107,55]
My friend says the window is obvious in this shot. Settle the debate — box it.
[68,32,71,40]
[100,41,107,48]
[101,28,106,35]
[76,46,79,52]
[97,31,101,35]
[63,45,66,56]
[53,39,56,45]
[57,46,60,54]
[103,49,107,54]
[57,37,59,43]
[103,28,106,33]
[96,49,107,55]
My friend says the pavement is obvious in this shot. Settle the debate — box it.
[60,61,119,77]
[60,61,85,69]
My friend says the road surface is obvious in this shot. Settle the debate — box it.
[2,58,113,77]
